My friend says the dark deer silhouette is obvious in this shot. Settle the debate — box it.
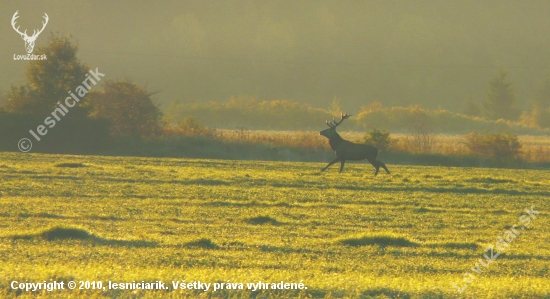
[320,113,390,175]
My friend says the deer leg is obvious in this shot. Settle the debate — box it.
[339,160,346,173]
[367,158,380,176]
[321,158,340,172]
[378,160,391,174]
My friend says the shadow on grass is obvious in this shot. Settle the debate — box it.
[11,227,156,247]
[96,177,231,186]
[54,162,87,168]
[427,242,479,250]
[361,288,411,298]
[334,185,549,197]
[9,174,231,187]
[465,177,516,184]
[340,234,419,247]
[4,174,83,181]
[203,201,336,210]
[18,213,69,219]
[413,207,445,213]
[88,215,125,221]
[258,245,321,254]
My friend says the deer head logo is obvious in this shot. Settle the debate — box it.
[11,11,49,54]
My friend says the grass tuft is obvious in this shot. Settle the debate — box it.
[245,216,281,225]
[54,162,87,168]
[340,233,419,247]
[414,207,430,213]
[413,207,444,213]
[185,238,220,249]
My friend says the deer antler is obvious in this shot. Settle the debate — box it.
[11,11,25,37]
[11,11,48,39]
[326,112,351,128]
[32,13,49,38]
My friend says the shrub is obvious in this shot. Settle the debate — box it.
[356,103,547,135]
[362,128,392,152]
[177,116,212,135]
[86,81,162,138]
[464,132,522,162]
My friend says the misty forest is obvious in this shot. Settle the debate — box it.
[1,1,550,166]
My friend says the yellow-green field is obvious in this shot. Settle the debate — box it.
[0,152,548,298]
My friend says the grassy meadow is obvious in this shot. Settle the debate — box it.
[0,152,549,298]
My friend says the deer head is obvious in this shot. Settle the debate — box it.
[12,11,49,54]
[319,112,351,139]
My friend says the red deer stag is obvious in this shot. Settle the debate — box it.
[320,113,390,175]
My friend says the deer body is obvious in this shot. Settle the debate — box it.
[320,113,390,175]
[328,136,378,160]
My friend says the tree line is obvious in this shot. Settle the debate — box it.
[0,34,162,153]
[1,34,548,164]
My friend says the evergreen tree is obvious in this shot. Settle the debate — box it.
[532,78,550,128]
[483,70,520,120]
[328,96,342,117]
[462,97,481,117]
[536,78,550,109]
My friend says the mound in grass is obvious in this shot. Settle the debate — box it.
[42,227,92,240]
[11,226,155,247]
[245,216,281,225]
[413,207,430,213]
[340,234,419,247]
[54,162,86,168]
[185,238,220,249]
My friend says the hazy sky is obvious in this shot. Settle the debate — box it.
[2,1,550,112]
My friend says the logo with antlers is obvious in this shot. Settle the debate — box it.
[11,11,49,54]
